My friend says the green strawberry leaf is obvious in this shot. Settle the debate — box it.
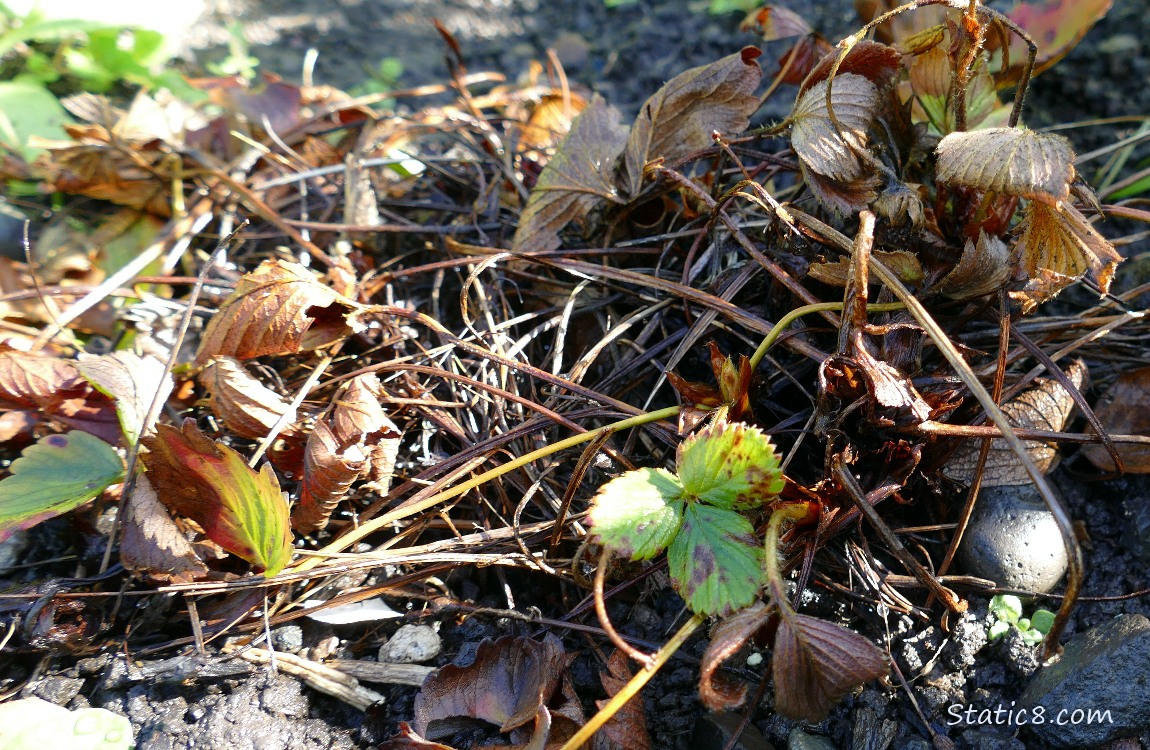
[141,420,293,575]
[1030,609,1056,635]
[668,503,764,616]
[989,594,1023,625]
[677,421,784,510]
[0,431,124,541]
[589,467,683,560]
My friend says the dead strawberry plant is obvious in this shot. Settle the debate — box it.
[2,1,1150,749]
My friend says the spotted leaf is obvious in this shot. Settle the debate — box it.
[589,468,683,561]
[668,503,764,616]
[676,421,784,511]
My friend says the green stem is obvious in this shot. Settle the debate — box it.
[764,504,809,612]
[749,301,905,371]
[294,405,682,571]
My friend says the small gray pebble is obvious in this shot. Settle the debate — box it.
[958,485,1069,593]
[378,624,441,664]
[788,727,837,750]
[271,625,304,653]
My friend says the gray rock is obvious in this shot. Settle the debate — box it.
[891,739,932,750]
[1020,613,1150,748]
[691,711,774,750]
[960,728,1026,749]
[378,624,441,664]
[21,675,86,705]
[788,727,837,750]
[271,624,304,653]
[957,485,1069,593]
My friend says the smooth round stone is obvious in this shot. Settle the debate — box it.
[958,485,1069,594]
[378,624,441,664]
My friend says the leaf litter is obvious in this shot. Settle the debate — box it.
[0,3,1148,750]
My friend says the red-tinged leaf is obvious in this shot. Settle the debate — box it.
[666,371,723,409]
[596,650,651,750]
[198,356,298,440]
[412,634,569,738]
[511,95,628,254]
[620,48,762,198]
[799,161,881,216]
[677,421,785,511]
[740,5,813,40]
[0,431,124,542]
[995,0,1112,86]
[798,40,902,94]
[291,420,366,534]
[775,34,835,86]
[193,259,365,365]
[120,474,208,584]
[1081,366,1150,473]
[936,128,1075,202]
[77,351,172,445]
[200,76,303,137]
[141,420,293,575]
[771,612,887,723]
[699,602,772,711]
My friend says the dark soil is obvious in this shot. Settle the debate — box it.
[4,2,1150,750]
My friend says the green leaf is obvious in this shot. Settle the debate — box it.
[987,620,1010,642]
[668,503,764,616]
[589,468,683,560]
[677,421,784,510]
[1020,627,1046,646]
[0,81,71,159]
[0,431,124,541]
[141,421,293,575]
[989,594,1023,624]
[1030,609,1056,635]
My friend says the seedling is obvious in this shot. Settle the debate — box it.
[987,594,1056,646]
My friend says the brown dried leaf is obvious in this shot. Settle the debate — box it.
[799,161,881,216]
[333,373,401,494]
[808,250,923,287]
[1081,367,1150,473]
[699,601,771,712]
[740,5,813,40]
[380,723,456,750]
[945,360,1087,486]
[199,356,297,440]
[77,351,172,445]
[510,95,627,254]
[595,650,650,750]
[193,259,365,365]
[935,231,1011,300]
[1010,201,1121,312]
[798,40,902,94]
[515,92,588,155]
[120,473,208,584]
[936,128,1075,202]
[0,351,87,409]
[413,634,569,738]
[790,73,878,182]
[774,34,835,86]
[772,612,887,723]
[291,420,366,534]
[621,48,762,197]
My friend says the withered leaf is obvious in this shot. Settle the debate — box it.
[740,5,813,40]
[77,351,172,445]
[808,250,923,287]
[798,40,902,94]
[936,128,1075,203]
[772,612,887,723]
[945,360,1087,486]
[198,356,298,440]
[621,48,762,198]
[798,161,881,216]
[193,259,365,365]
[379,723,456,750]
[1081,366,1150,473]
[0,351,87,410]
[596,650,651,750]
[699,601,772,712]
[120,473,208,584]
[413,634,569,739]
[1012,201,1121,311]
[935,231,1011,300]
[291,420,366,534]
[511,95,628,254]
[774,34,835,86]
[790,73,878,182]
[996,0,1112,86]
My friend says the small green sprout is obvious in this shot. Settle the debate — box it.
[987,594,1056,646]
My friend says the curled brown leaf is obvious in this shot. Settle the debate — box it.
[790,73,878,182]
[120,474,208,584]
[291,420,366,534]
[935,128,1075,203]
[193,259,365,365]
[199,356,298,440]
[699,601,772,712]
[1081,367,1150,473]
